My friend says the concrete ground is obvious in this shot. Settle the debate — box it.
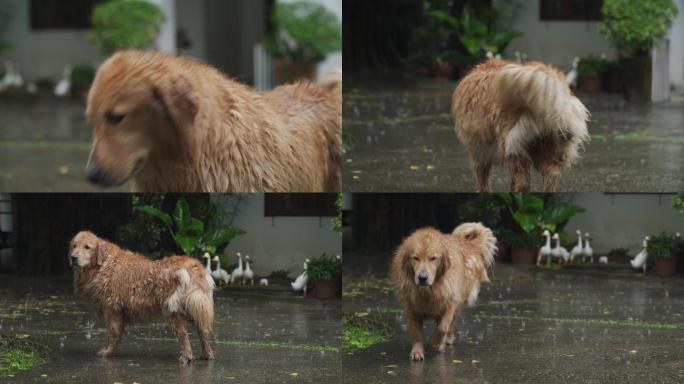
[0,276,340,383]
[343,76,684,192]
[0,95,129,192]
[343,253,684,384]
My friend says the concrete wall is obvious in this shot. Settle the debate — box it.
[565,194,684,255]
[0,0,101,81]
[668,0,684,90]
[496,0,615,69]
[214,194,341,278]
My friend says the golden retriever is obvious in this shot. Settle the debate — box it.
[390,223,496,361]
[85,50,341,192]
[69,231,215,364]
[451,59,589,192]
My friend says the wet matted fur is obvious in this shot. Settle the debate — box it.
[390,223,496,361]
[85,50,341,192]
[452,59,589,192]
[69,231,215,364]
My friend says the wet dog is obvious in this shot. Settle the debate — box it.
[390,223,496,360]
[69,231,215,364]
[452,59,589,192]
[85,50,341,192]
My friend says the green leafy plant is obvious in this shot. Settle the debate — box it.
[134,197,245,258]
[646,231,679,259]
[672,193,684,216]
[264,1,341,62]
[0,334,49,377]
[599,0,678,57]
[331,193,342,233]
[70,64,96,88]
[306,253,342,281]
[455,5,520,61]
[577,54,610,77]
[411,1,459,67]
[342,312,392,353]
[606,247,630,258]
[498,193,585,247]
[90,0,166,56]
[268,269,291,280]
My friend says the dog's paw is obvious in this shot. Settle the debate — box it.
[201,350,215,360]
[445,333,456,345]
[409,348,425,361]
[429,333,446,351]
[179,352,194,365]
[97,347,113,358]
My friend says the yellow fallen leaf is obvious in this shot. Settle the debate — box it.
[472,359,480,364]
[352,175,359,180]
[629,350,637,355]
[379,351,387,355]
[452,359,463,364]
[289,373,299,377]
[41,374,48,378]
[352,170,362,174]
[409,165,420,170]
[385,364,398,368]
[426,165,435,170]
[58,165,69,175]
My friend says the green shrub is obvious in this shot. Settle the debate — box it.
[264,1,341,62]
[306,253,342,280]
[646,231,679,259]
[70,64,96,88]
[90,0,166,56]
[599,0,678,57]
[577,54,610,77]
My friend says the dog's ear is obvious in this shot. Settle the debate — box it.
[95,240,109,266]
[152,75,199,160]
[395,242,414,279]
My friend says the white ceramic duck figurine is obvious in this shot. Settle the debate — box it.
[230,252,243,285]
[599,256,608,264]
[630,236,649,274]
[537,230,552,265]
[551,233,569,263]
[570,230,583,262]
[515,51,522,63]
[566,57,580,88]
[212,256,230,285]
[291,259,310,297]
[259,278,269,286]
[202,252,212,274]
[54,65,72,97]
[582,233,594,263]
[242,255,254,285]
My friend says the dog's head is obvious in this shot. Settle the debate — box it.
[84,50,199,187]
[69,231,110,268]
[395,228,451,287]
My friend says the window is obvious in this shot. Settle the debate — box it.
[540,0,603,21]
[30,0,104,30]
[264,194,337,217]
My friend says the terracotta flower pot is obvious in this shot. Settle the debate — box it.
[435,61,455,79]
[653,257,677,277]
[580,75,602,94]
[314,279,337,299]
[494,240,509,262]
[511,246,536,265]
[274,59,317,85]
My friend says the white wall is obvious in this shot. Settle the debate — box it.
[149,0,177,54]
[565,194,684,254]
[495,0,616,69]
[214,194,341,278]
[668,0,684,90]
[279,0,342,81]
[175,0,207,59]
[0,0,100,81]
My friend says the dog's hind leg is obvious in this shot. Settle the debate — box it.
[430,305,458,352]
[98,311,124,358]
[195,325,214,360]
[505,155,531,192]
[168,314,194,364]
[531,139,572,193]
[469,153,492,192]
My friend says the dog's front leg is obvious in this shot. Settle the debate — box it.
[505,155,531,192]
[406,308,425,361]
[168,314,194,364]
[430,304,457,352]
[98,310,124,358]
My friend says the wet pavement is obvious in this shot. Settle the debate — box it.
[342,253,684,383]
[0,276,340,383]
[343,76,684,192]
[0,95,129,192]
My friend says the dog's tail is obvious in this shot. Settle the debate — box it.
[452,222,497,274]
[495,63,590,158]
[319,66,342,93]
[173,264,215,331]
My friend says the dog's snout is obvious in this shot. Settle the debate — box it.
[69,254,78,266]
[418,270,429,286]
[85,162,105,185]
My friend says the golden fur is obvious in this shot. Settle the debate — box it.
[69,231,215,364]
[390,223,496,361]
[452,59,589,192]
[85,50,341,192]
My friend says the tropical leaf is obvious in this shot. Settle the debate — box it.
[134,205,172,228]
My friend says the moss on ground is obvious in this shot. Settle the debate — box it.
[342,312,392,353]
[0,334,49,377]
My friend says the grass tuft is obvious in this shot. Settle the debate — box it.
[342,312,392,353]
[0,334,49,377]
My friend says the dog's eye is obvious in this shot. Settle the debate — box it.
[105,112,125,125]
[411,256,419,261]
[84,244,91,250]
[429,256,438,261]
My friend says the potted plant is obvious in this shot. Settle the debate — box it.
[306,253,342,299]
[577,54,609,94]
[265,1,341,85]
[599,0,678,103]
[90,0,166,56]
[647,231,679,277]
[70,64,96,102]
